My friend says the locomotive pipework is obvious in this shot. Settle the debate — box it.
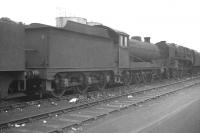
[25,70,40,79]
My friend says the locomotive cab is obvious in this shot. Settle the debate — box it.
[112,31,130,83]
[118,32,130,69]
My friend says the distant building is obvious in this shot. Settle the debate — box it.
[87,21,102,26]
[56,17,87,27]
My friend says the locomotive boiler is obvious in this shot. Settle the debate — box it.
[129,37,161,61]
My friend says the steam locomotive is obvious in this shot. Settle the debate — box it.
[1,18,200,99]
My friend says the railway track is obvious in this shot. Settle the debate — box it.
[1,76,200,133]
[0,79,170,113]
[0,77,192,113]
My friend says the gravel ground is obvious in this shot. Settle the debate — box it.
[80,83,200,133]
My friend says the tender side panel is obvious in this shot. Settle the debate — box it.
[48,29,115,69]
[25,29,48,68]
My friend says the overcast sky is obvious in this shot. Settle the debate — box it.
[1,0,200,51]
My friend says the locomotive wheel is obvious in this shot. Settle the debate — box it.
[51,87,66,98]
[122,71,131,86]
[149,73,153,82]
[133,74,139,84]
[137,73,142,83]
[123,77,131,86]
[146,72,152,82]
[141,72,147,83]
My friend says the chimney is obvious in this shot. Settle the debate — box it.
[144,37,151,43]
[160,41,166,44]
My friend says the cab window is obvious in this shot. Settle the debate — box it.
[124,36,128,47]
[120,36,123,47]
[119,35,128,47]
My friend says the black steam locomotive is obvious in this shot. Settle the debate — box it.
[1,18,200,99]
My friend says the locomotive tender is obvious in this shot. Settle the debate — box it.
[0,18,26,99]
[0,18,199,99]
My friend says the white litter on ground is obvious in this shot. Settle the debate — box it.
[21,123,26,127]
[51,102,58,106]
[14,124,20,127]
[43,120,47,123]
[128,95,133,98]
[139,104,143,107]
[72,127,77,131]
[69,98,78,103]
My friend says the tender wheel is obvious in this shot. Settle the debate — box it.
[97,82,107,91]
[51,75,66,98]
[76,73,89,94]
[51,87,66,98]
[77,85,89,94]
[97,73,107,91]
